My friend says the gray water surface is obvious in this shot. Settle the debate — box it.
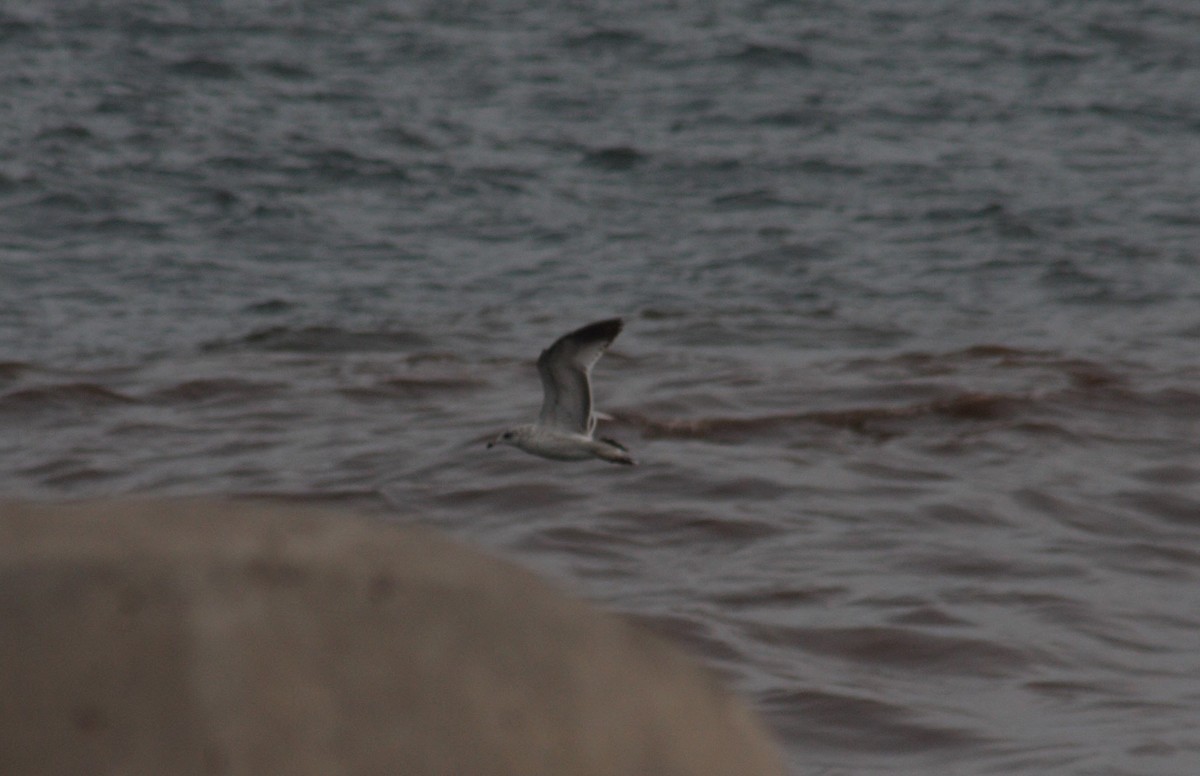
[3,2,1200,774]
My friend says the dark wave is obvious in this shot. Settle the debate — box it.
[745,624,1032,677]
[166,56,240,80]
[627,612,746,664]
[1116,490,1200,527]
[242,298,294,315]
[149,378,284,404]
[713,585,845,609]
[519,525,635,563]
[19,455,119,488]
[602,508,783,542]
[295,148,410,183]
[436,482,579,510]
[0,383,137,412]
[339,376,483,401]
[759,688,988,753]
[619,352,1196,443]
[563,28,654,52]
[0,360,33,383]
[723,42,813,68]
[253,59,315,81]
[1132,464,1200,486]
[1140,387,1200,417]
[202,326,432,354]
[35,123,93,143]
[582,145,647,171]
[235,489,393,514]
[843,344,1103,371]
[617,391,1030,442]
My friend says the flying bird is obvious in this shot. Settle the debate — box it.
[488,318,634,465]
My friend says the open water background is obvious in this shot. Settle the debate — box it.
[3,2,1200,773]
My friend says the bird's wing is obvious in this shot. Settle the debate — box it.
[537,318,623,435]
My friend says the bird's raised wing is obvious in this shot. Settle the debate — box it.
[537,318,623,435]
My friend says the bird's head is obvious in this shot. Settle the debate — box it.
[486,426,529,450]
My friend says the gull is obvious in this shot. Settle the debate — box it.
[488,318,634,465]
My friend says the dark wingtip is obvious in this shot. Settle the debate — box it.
[599,436,628,452]
[573,318,623,343]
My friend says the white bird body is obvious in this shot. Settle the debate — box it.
[488,319,634,465]
[499,424,632,463]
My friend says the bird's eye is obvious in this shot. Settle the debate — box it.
[503,432,513,440]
